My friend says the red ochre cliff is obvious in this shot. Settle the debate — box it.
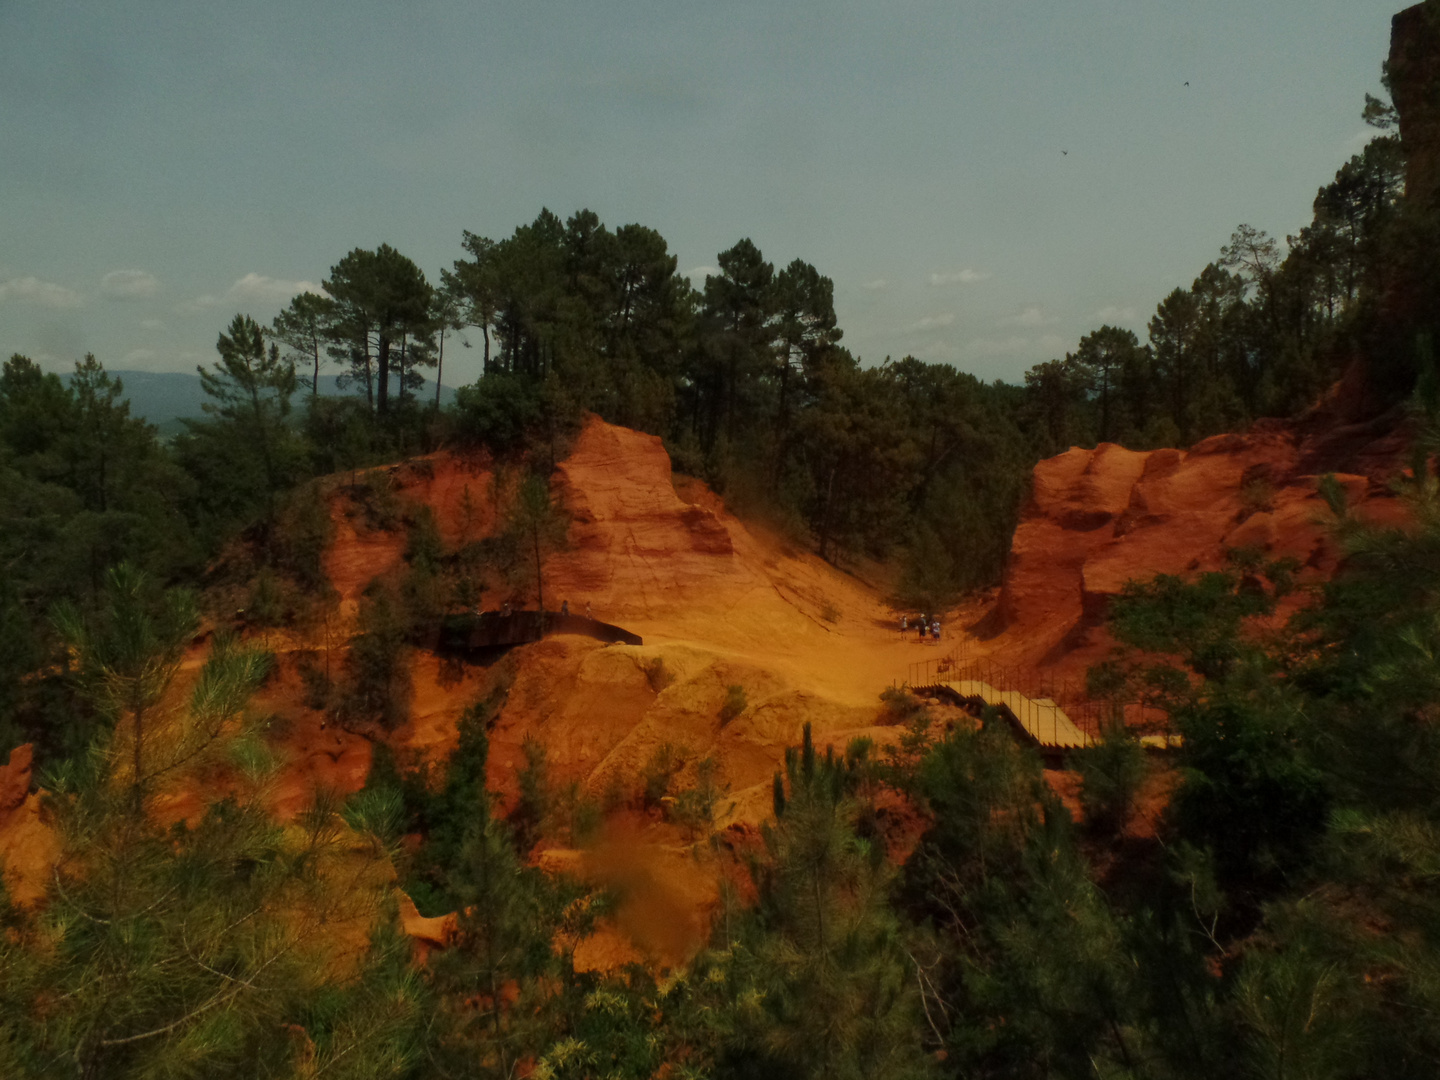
[0,408,1415,965]
[980,410,1411,682]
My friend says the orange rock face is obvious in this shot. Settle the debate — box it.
[0,743,59,907]
[987,419,1410,681]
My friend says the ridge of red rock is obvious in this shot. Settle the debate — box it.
[987,420,1411,680]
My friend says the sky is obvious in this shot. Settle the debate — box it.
[0,0,1401,389]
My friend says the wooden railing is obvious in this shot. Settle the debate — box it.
[907,647,1167,746]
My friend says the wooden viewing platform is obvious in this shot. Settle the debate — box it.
[435,611,643,651]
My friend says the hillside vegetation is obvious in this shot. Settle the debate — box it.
[3,2,1440,1076]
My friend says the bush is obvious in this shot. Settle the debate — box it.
[512,735,551,851]
[880,685,926,725]
[641,743,684,809]
[272,480,334,592]
[352,470,403,531]
[404,505,445,570]
[1076,718,1147,833]
[453,372,543,452]
[294,650,332,710]
[336,582,412,729]
[720,684,747,725]
[672,756,723,839]
[245,568,287,628]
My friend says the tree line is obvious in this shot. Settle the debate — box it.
[1023,117,1415,454]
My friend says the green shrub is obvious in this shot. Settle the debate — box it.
[672,756,723,839]
[641,743,684,809]
[880,685,926,725]
[404,505,445,570]
[512,735,551,851]
[272,480,334,592]
[244,567,286,628]
[353,470,403,531]
[294,650,332,710]
[337,581,412,729]
[1076,718,1148,833]
[453,372,544,452]
[555,780,602,845]
[1238,474,1276,518]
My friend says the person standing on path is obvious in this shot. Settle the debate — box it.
[900,614,908,637]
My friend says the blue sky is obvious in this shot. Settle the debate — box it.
[0,0,1399,388]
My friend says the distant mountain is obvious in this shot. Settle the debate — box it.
[79,371,460,435]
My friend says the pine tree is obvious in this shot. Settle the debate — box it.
[25,566,413,1077]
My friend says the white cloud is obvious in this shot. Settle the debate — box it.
[860,278,888,291]
[101,269,160,301]
[998,305,1053,328]
[139,317,165,330]
[0,276,83,308]
[1035,333,1066,353]
[121,349,158,367]
[684,265,720,281]
[192,272,323,310]
[908,313,956,332]
[929,269,990,287]
[1094,305,1138,323]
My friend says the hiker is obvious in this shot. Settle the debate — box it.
[561,600,569,616]
[931,620,941,645]
[502,601,512,617]
[585,601,593,619]
[900,614,908,637]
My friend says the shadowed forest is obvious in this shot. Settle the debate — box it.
[5,4,1440,1077]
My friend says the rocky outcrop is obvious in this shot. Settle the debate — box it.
[992,422,1410,678]
[547,419,741,621]
[0,742,32,815]
[0,743,60,907]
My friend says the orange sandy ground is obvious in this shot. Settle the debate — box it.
[0,410,1412,971]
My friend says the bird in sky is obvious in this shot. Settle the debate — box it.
[1184,81,1190,86]
[1061,149,1068,155]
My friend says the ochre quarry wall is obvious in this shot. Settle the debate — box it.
[987,420,1411,681]
[483,417,920,821]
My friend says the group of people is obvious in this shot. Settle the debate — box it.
[900,613,942,644]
